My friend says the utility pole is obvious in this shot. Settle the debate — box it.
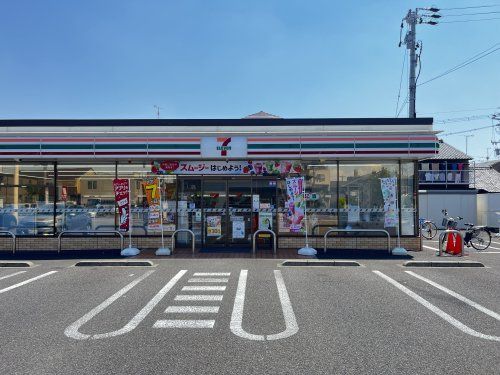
[463,134,474,156]
[399,7,439,118]
[404,10,418,118]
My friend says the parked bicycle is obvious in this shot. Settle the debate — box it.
[441,209,491,251]
[419,218,438,240]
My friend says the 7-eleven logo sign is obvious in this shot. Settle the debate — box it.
[216,137,232,156]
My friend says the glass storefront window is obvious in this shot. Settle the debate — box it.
[0,163,55,235]
[338,162,399,236]
[306,164,338,235]
[56,163,116,234]
[118,163,177,235]
[401,162,416,235]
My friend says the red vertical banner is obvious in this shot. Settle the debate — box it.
[113,178,130,232]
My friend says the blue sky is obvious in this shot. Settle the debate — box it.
[1,0,499,160]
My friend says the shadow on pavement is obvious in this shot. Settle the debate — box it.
[317,248,413,260]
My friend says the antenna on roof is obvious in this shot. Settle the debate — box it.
[153,105,163,119]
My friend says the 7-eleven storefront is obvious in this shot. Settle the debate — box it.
[0,117,437,253]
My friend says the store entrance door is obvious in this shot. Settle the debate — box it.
[178,176,277,249]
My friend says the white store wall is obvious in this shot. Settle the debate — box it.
[477,193,500,230]
[419,190,477,228]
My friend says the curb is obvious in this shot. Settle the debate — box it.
[281,260,360,267]
[74,261,154,267]
[0,261,34,267]
[403,261,484,268]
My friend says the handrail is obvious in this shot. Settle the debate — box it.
[171,229,195,255]
[58,230,124,253]
[311,224,334,235]
[324,228,391,254]
[0,231,16,254]
[253,229,277,256]
[438,229,464,257]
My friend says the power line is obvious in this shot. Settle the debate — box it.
[441,124,497,136]
[442,10,500,16]
[395,49,407,117]
[437,5,500,11]
[418,43,500,86]
[396,96,408,118]
[434,114,492,124]
[439,17,500,23]
[420,106,500,115]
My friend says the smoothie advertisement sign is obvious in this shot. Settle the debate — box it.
[151,160,302,175]
[112,178,130,232]
[285,177,306,233]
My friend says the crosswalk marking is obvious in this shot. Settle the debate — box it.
[193,272,230,276]
[174,295,223,301]
[165,306,219,313]
[188,278,229,283]
[0,271,26,281]
[182,285,226,291]
[153,320,215,329]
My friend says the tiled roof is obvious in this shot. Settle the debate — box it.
[424,141,472,160]
[471,167,500,192]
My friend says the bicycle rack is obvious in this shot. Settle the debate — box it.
[58,230,124,253]
[324,229,391,254]
[311,224,334,235]
[253,229,277,256]
[171,229,195,255]
[438,229,464,257]
[0,231,16,254]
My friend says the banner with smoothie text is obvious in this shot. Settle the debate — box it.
[380,177,398,228]
[285,177,305,233]
[142,177,161,231]
[151,160,302,175]
[112,178,130,232]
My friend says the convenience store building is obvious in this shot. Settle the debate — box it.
[0,115,437,253]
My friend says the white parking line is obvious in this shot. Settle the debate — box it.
[405,271,500,321]
[165,306,219,313]
[65,270,186,340]
[230,270,298,341]
[487,245,500,250]
[423,245,439,251]
[188,278,229,283]
[475,251,500,254]
[0,271,57,294]
[174,295,223,301]
[193,272,230,276]
[182,286,226,291]
[0,271,26,281]
[373,270,500,342]
[153,320,215,329]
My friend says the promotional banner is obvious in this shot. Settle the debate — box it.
[380,177,398,228]
[142,177,161,231]
[206,216,222,237]
[232,218,245,239]
[112,178,130,232]
[285,177,305,233]
[258,212,273,231]
[151,160,302,176]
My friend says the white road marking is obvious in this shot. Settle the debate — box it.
[153,319,215,329]
[373,270,500,342]
[165,306,219,313]
[406,271,500,321]
[188,278,229,283]
[423,245,439,251]
[0,271,57,294]
[193,272,230,276]
[474,251,500,254]
[174,295,223,301]
[0,271,26,281]
[65,270,186,340]
[230,270,298,341]
[487,245,500,250]
[182,285,226,291]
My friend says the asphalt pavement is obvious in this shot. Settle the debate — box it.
[0,239,499,375]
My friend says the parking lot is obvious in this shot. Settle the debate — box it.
[0,239,499,375]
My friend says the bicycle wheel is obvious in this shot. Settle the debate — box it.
[470,229,491,251]
[421,222,438,240]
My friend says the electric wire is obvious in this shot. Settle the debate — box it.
[420,107,500,115]
[439,17,500,23]
[437,5,500,11]
[434,115,492,124]
[396,96,409,118]
[441,124,498,136]
[395,49,407,117]
[418,43,500,86]
[441,10,500,16]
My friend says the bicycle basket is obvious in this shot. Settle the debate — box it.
[441,218,448,227]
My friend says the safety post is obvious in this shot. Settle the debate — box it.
[252,229,277,256]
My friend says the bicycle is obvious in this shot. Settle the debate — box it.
[419,218,438,240]
[441,209,491,251]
